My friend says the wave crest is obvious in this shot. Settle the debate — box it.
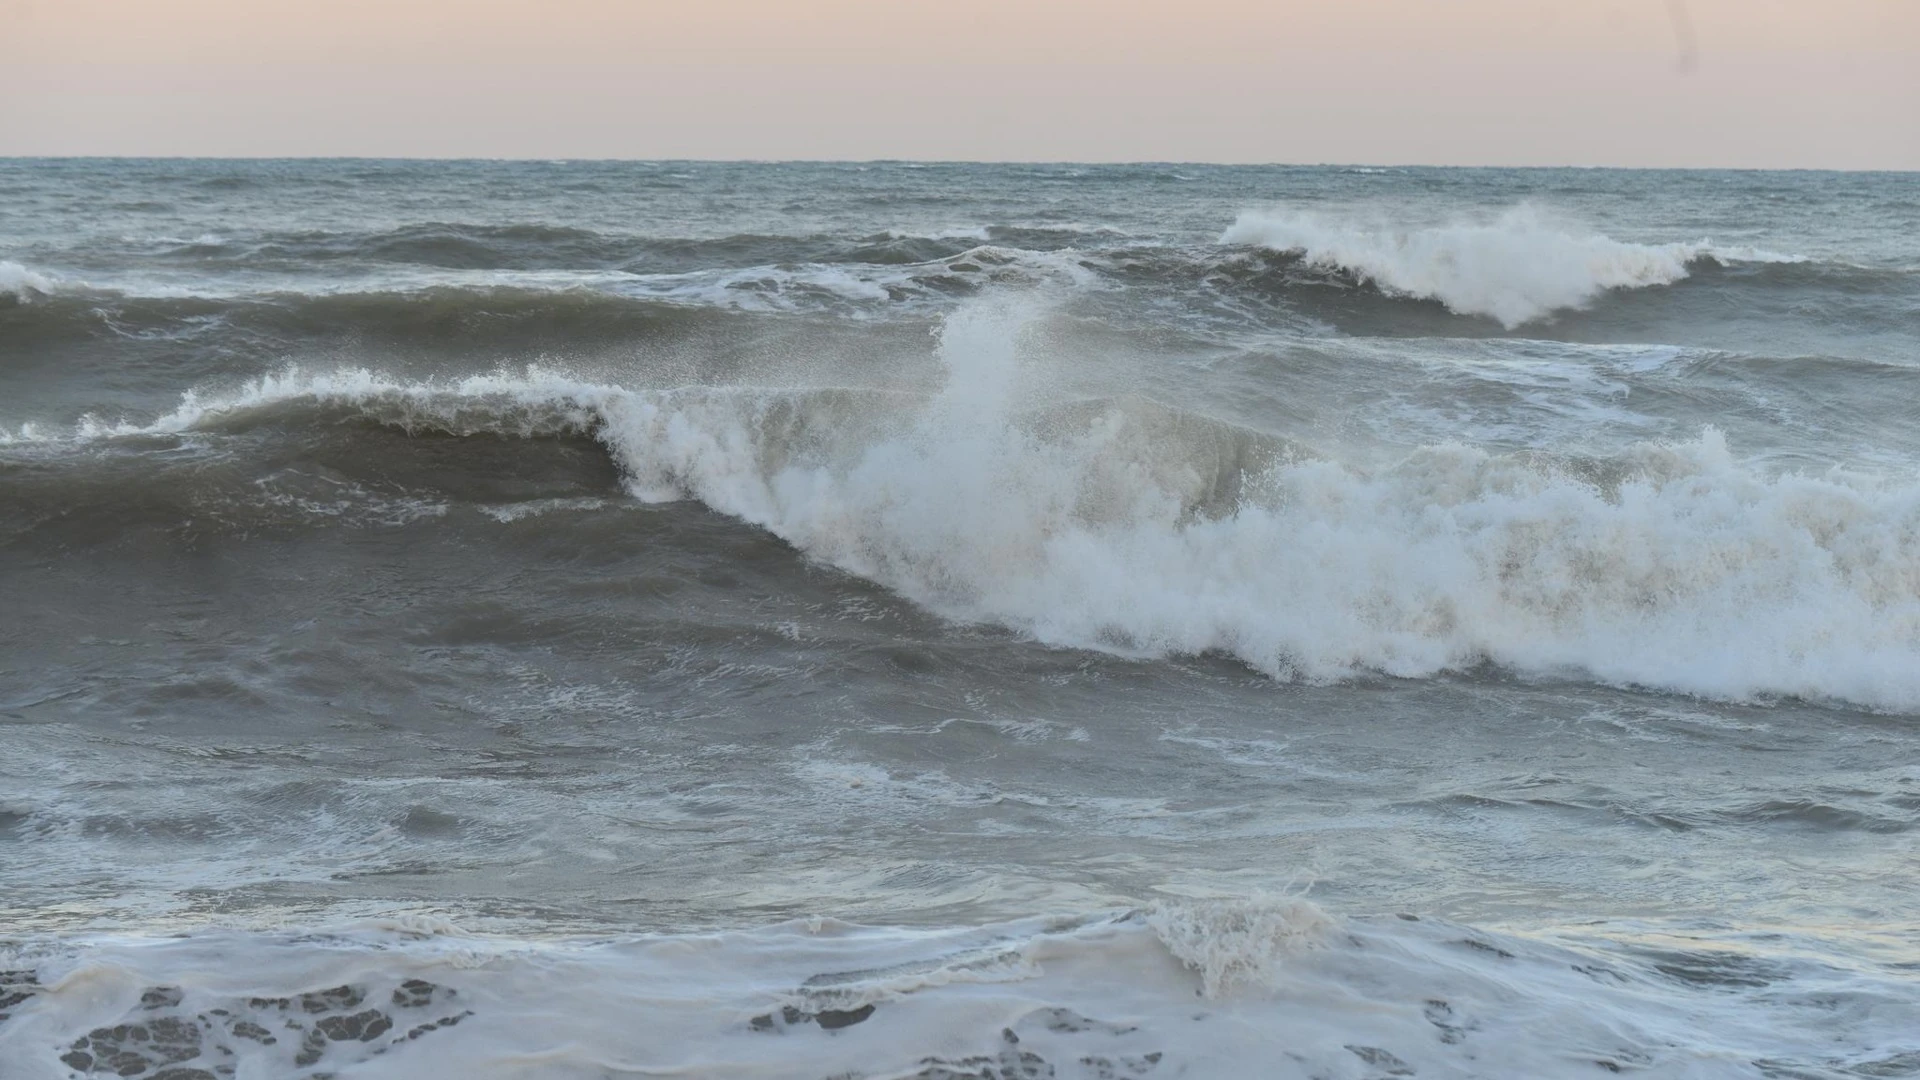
[9,905,1907,1079]
[1219,205,1798,328]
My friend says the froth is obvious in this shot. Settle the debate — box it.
[1219,205,1793,327]
[3,905,1912,1079]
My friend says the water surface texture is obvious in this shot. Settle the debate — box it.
[3,160,1919,1078]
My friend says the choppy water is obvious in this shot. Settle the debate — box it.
[2,160,1918,1079]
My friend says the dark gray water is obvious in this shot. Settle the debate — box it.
[2,161,1918,1079]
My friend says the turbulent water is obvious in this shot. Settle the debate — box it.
[2,160,1918,1079]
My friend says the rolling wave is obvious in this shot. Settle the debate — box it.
[18,299,1920,711]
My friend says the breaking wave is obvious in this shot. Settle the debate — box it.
[1220,205,1805,327]
[23,298,1920,711]
[0,246,1096,349]
[0,260,58,301]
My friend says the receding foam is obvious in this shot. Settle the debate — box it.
[2,904,1911,1079]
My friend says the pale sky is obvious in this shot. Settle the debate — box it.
[3,0,1916,167]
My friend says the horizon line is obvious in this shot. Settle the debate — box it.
[1,155,1913,175]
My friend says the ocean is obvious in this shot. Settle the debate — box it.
[1,159,1917,1078]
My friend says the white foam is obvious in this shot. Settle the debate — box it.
[0,259,57,300]
[1219,205,1800,327]
[0,421,48,445]
[1145,894,1334,997]
[146,233,229,248]
[1,904,1911,1079]
[39,299,1920,712]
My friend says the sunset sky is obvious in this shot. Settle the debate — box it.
[3,0,1915,167]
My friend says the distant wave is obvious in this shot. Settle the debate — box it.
[0,247,1098,344]
[1220,206,1805,327]
[128,221,1116,274]
[27,297,1920,712]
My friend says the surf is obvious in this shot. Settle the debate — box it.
[23,296,1920,711]
[1,901,1908,1080]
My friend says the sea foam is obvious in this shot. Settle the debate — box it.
[2,904,1911,1079]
